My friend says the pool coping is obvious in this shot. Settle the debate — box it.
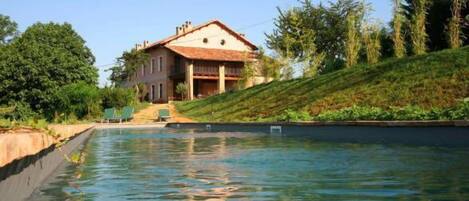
[166,120,469,127]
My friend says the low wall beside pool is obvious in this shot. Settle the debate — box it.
[166,121,469,147]
[0,127,94,201]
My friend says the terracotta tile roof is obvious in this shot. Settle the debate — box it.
[143,20,258,50]
[165,46,255,62]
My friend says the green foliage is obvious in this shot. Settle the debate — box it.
[266,0,367,73]
[392,0,406,58]
[363,23,382,64]
[448,0,464,49]
[0,102,38,121]
[0,14,18,45]
[410,0,430,55]
[345,13,362,67]
[107,48,150,86]
[55,82,101,119]
[136,82,148,102]
[100,87,136,109]
[176,47,469,122]
[403,0,469,51]
[314,101,469,121]
[0,22,98,118]
[279,109,312,122]
[175,82,188,100]
[257,48,282,80]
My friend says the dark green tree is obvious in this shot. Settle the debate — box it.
[266,0,367,74]
[0,14,18,45]
[0,22,98,118]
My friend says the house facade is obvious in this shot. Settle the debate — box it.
[125,20,266,103]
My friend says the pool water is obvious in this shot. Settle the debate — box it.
[31,128,469,200]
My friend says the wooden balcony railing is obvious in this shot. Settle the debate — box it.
[225,66,242,77]
[194,65,219,76]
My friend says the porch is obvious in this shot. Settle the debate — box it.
[170,59,243,100]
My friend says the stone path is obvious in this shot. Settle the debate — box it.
[131,103,194,124]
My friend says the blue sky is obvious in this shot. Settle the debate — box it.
[1,0,392,86]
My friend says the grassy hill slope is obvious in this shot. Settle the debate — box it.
[175,47,469,122]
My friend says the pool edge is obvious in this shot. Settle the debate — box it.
[0,127,94,201]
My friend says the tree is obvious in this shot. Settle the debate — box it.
[448,0,464,48]
[175,82,188,100]
[363,23,382,64]
[0,14,18,45]
[410,0,430,55]
[266,0,367,73]
[392,0,406,58]
[107,48,149,86]
[300,28,325,77]
[402,0,469,51]
[0,22,98,118]
[345,13,361,67]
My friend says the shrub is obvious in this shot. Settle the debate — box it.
[0,102,38,121]
[101,87,136,109]
[55,82,101,119]
[279,109,312,122]
[314,102,469,121]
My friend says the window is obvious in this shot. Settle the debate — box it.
[151,58,156,74]
[141,64,145,76]
[151,85,155,101]
[158,57,163,72]
[159,83,163,99]
[220,39,226,46]
[203,38,208,44]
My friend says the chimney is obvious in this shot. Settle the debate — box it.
[176,26,184,35]
[143,40,149,48]
[185,21,193,31]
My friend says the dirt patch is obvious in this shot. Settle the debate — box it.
[131,103,194,124]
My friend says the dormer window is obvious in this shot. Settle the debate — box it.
[220,39,226,46]
[203,38,208,44]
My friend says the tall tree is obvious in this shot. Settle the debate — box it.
[0,14,18,45]
[345,13,361,67]
[448,0,464,48]
[266,0,366,74]
[410,0,430,55]
[392,0,406,58]
[363,23,382,64]
[107,48,149,86]
[0,22,98,117]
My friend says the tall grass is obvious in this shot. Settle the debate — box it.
[345,13,361,68]
[392,0,406,58]
[411,0,429,55]
[448,0,463,49]
[363,23,382,64]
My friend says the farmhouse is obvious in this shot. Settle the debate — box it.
[127,20,266,102]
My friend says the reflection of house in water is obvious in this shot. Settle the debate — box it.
[181,135,238,200]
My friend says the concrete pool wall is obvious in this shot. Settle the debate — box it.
[166,121,469,146]
[0,127,94,201]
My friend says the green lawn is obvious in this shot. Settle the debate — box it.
[175,46,469,122]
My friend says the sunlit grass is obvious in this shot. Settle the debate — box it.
[175,46,469,122]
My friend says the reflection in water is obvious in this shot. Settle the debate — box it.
[30,128,469,200]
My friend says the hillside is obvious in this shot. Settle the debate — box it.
[175,47,469,122]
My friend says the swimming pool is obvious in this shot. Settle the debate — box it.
[30,128,469,200]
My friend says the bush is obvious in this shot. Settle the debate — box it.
[279,109,312,122]
[314,101,469,121]
[101,87,136,109]
[0,102,38,121]
[55,82,101,119]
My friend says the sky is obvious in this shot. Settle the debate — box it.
[1,0,393,86]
